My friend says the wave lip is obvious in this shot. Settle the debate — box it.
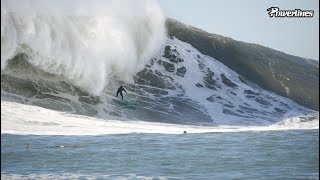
[1,0,166,95]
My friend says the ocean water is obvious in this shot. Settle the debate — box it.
[1,0,319,179]
[1,130,319,179]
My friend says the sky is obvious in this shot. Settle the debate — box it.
[159,0,319,60]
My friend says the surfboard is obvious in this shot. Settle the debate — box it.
[112,99,139,107]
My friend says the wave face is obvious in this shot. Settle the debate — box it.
[2,36,318,127]
[166,18,319,111]
[1,0,166,95]
[1,1,318,133]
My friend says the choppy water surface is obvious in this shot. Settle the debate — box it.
[1,130,318,179]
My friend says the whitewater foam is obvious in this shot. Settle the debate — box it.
[1,0,166,95]
[1,100,318,136]
[1,173,168,180]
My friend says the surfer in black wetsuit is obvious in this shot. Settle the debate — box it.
[116,86,127,100]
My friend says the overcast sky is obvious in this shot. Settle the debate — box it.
[159,0,319,60]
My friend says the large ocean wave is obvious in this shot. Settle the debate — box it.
[1,0,318,135]
[1,36,318,129]
[1,0,166,95]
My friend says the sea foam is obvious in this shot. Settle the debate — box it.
[1,0,166,95]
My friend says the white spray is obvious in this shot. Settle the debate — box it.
[1,0,167,95]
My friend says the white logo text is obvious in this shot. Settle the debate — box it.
[267,7,314,18]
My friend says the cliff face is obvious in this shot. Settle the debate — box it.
[166,18,319,110]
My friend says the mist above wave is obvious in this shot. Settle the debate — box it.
[1,0,166,95]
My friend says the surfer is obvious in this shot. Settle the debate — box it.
[116,86,127,100]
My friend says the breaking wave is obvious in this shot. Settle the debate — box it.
[1,0,318,135]
[1,0,166,95]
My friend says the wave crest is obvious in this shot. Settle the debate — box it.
[1,0,166,95]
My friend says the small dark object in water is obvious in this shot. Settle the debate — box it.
[183,131,187,134]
